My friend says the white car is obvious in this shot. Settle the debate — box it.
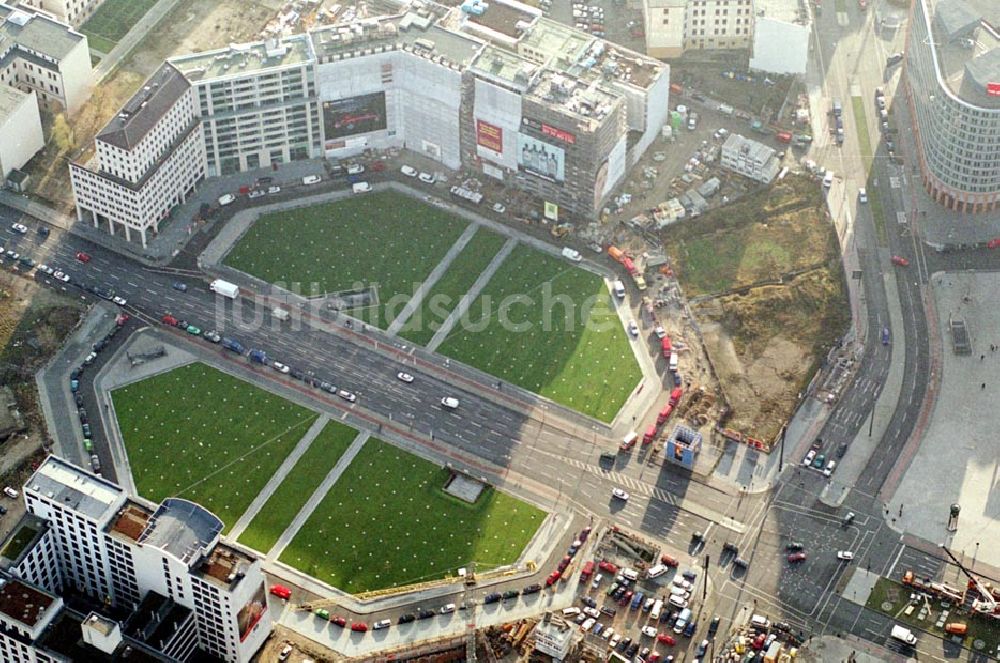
[492,202,506,214]
[112,296,127,306]
[803,449,816,466]
[352,181,372,193]
[612,487,630,500]
[302,175,321,185]
[583,607,601,619]
[627,320,639,337]
[347,164,365,175]
[397,372,414,383]
[837,550,854,561]
[53,271,70,283]
[591,573,603,588]
[37,264,54,275]
[5,250,19,260]
[823,460,837,477]
[10,223,27,234]
[272,362,290,374]
[217,193,236,206]
[372,619,391,630]
[400,165,418,177]
[418,172,435,184]
[641,625,658,638]
[338,389,357,403]
[602,627,615,640]
[858,188,868,204]
[609,634,621,648]
[248,189,266,199]
[439,603,456,614]
[267,186,281,195]
[581,617,596,631]
[441,396,459,410]
[672,577,692,590]
[561,247,582,262]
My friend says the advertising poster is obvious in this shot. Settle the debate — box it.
[544,201,559,221]
[237,584,267,642]
[322,92,387,139]
[517,134,565,182]
[476,119,504,154]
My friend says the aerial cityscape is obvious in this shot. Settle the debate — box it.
[0,0,998,660]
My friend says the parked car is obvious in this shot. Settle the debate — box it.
[891,255,909,266]
[172,281,188,292]
[10,223,27,234]
[837,550,855,561]
[397,371,414,383]
[75,252,91,263]
[400,165,418,177]
[612,487,630,500]
[787,552,807,563]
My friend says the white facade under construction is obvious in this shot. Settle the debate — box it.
[720,132,780,183]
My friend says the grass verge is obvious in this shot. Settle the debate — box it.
[224,190,468,329]
[397,229,507,347]
[280,439,545,593]
[852,96,887,246]
[237,420,357,554]
[437,245,641,422]
[112,362,318,532]
[80,0,159,48]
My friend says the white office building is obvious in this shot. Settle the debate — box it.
[643,0,755,59]
[720,132,780,183]
[0,3,93,114]
[748,0,810,75]
[0,85,43,178]
[533,612,576,659]
[14,456,271,663]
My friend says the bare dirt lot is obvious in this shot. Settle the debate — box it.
[660,176,850,441]
[25,0,277,210]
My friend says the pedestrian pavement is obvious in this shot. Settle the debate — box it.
[228,415,331,540]
[385,223,481,336]
[425,238,518,351]
[267,431,370,564]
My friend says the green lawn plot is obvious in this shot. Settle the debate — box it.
[237,420,357,554]
[79,0,158,52]
[436,245,642,422]
[397,228,507,346]
[223,190,468,329]
[112,363,318,532]
[280,439,545,593]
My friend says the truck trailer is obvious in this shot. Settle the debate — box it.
[891,625,917,645]
[210,279,240,299]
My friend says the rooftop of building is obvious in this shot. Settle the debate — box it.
[194,541,255,588]
[722,131,777,160]
[525,68,621,127]
[519,17,592,63]
[123,592,193,650]
[138,498,222,568]
[753,0,811,25]
[169,34,313,82]
[464,0,540,40]
[27,455,124,523]
[310,12,483,68]
[923,0,1000,108]
[0,576,57,628]
[0,82,29,122]
[96,62,191,152]
[107,500,153,544]
[0,3,85,62]
[37,609,178,663]
[469,42,539,87]
[0,514,48,565]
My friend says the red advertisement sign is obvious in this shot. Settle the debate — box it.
[476,119,503,153]
[988,82,1000,97]
[541,123,576,145]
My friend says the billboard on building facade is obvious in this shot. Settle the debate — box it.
[237,583,267,642]
[517,133,565,182]
[522,117,576,144]
[322,92,387,139]
[988,82,1000,97]
[476,119,504,154]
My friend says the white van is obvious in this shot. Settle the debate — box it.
[673,607,692,634]
[3,487,18,499]
[717,103,734,115]
[621,568,639,581]
[613,280,626,299]
[581,617,596,631]
[650,599,664,621]
[302,174,321,185]
[646,564,667,579]
[669,352,679,371]
[751,613,770,628]
[622,431,639,448]
[352,181,372,194]
[823,171,834,188]
[272,307,291,321]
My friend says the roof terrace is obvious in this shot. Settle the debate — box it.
[525,68,620,126]
[195,542,255,588]
[469,43,538,88]
[108,500,153,544]
[0,577,56,629]
[170,34,314,82]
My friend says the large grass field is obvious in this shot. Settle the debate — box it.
[112,363,318,532]
[437,246,641,422]
[224,191,468,329]
[237,420,357,554]
[397,228,508,346]
[280,439,545,593]
[80,0,158,53]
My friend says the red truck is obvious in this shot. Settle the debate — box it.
[657,403,674,426]
[776,131,793,143]
[580,560,595,581]
[669,387,683,406]
[642,424,658,445]
[661,336,672,358]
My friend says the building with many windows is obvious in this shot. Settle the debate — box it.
[903,0,1000,212]
[642,0,755,59]
[0,3,93,113]
[5,456,271,663]
[17,0,109,29]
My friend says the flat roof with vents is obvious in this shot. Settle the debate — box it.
[95,62,191,152]
[0,3,85,62]
[169,34,314,82]
[139,498,222,568]
[26,455,124,523]
[0,577,57,628]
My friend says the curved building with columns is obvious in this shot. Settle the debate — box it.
[903,0,1000,213]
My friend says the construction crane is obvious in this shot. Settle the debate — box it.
[940,545,1000,616]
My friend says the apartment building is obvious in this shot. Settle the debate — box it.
[14,456,271,663]
[17,0,108,29]
[903,0,1000,213]
[0,576,64,663]
[0,3,93,113]
[643,0,755,58]
[0,84,43,178]
[720,132,779,183]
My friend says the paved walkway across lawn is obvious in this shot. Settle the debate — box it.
[425,238,518,351]
[227,415,331,540]
[267,431,370,562]
[384,223,481,336]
